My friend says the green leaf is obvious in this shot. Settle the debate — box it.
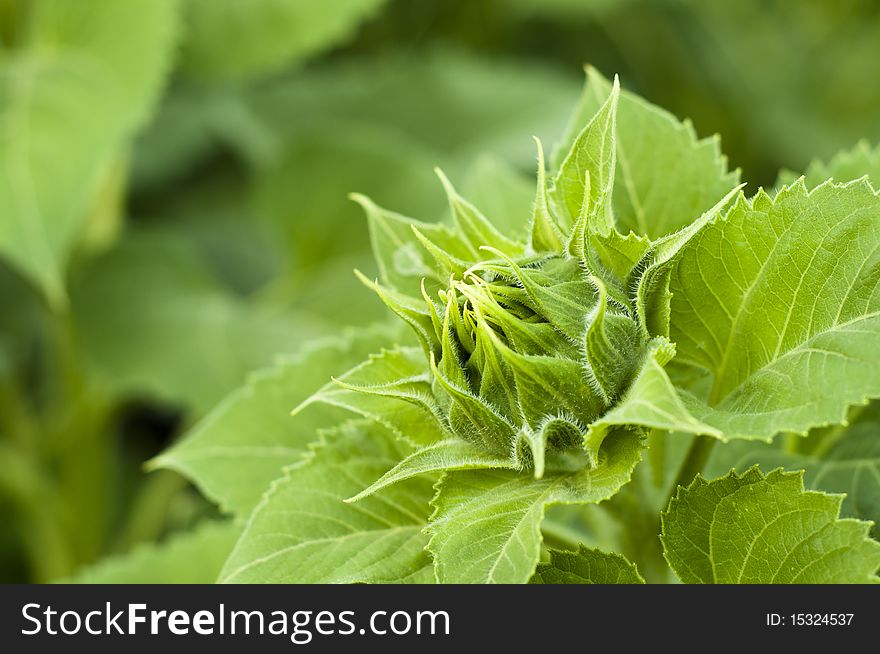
[494,342,603,432]
[661,467,880,583]
[633,184,743,342]
[555,68,739,239]
[707,401,880,536]
[347,438,518,503]
[584,344,721,465]
[583,275,645,404]
[550,75,619,233]
[219,421,434,584]
[0,0,178,303]
[250,50,579,273]
[295,346,446,446]
[153,325,392,517]
[354,193,474,294]
[530,545,645,584]
[588,228,650,285]
[529,138,566,253]
[463,154,535,244]
[71,227,326,416]
[436,168,524,256]
[782,140,880,190]
[667,180,880,440]
[180,0,386,82]
[67,521,239,584]
[427,429,643,583]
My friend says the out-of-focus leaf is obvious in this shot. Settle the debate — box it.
[779,140,880,190]
[180,0,387,82]
[256,125,440,272]
[0,261,44,378]
[130,86,228,192]
[251,51,579,168]
[462,155,535,242]
[510,0,636,18]
[250,50,579,280]
[67,521,238,584]
[70,226,325,415]
[507,0,880,183]
[135,171,285,295]
[0,0,178,304]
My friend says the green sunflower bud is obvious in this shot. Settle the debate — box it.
[322,72,736,496]
[344,79,684,478]
[364,214,664,472]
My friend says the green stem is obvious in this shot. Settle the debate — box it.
[112,471,188,553]
[0,443,73,581]
[808,403,868,459]
[615,435,721,584]
[541,519,591,552]
[0,375,37,450]
[40,305,116,572]
[669,435,717,498]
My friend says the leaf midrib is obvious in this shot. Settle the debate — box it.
[716,309,880,408]
[710,201,869,405]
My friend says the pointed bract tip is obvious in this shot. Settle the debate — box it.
[531,134,544,152]
[532,135,547,167]
[409,224,431,248]
[582,63,601,80]
[434,167,458,199]
[352,268,378,288]
[348,192,373,208]
[290,397,315,417]
[143,455,164,473]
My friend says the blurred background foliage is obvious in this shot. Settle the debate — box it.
[1,0,879,582]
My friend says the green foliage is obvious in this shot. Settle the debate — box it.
[427,431,643,583]
[71,226,326,415]
[530,545,645,584]
[0,0,178,304]
[153,325,395,516]
[662,468,880,583]
[248,51,579,272]
[666,180,880,440]
[68,521,239,584]
[706,402,880,536]
[220,421,433,583]
[3,0,880,587]
[510,0,880,183]
[780,140,880,190]
[159,69,880,584]
[180,0,386,82]
[554,68,739,239]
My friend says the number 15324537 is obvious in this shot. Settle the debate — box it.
[766,613,854,627]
